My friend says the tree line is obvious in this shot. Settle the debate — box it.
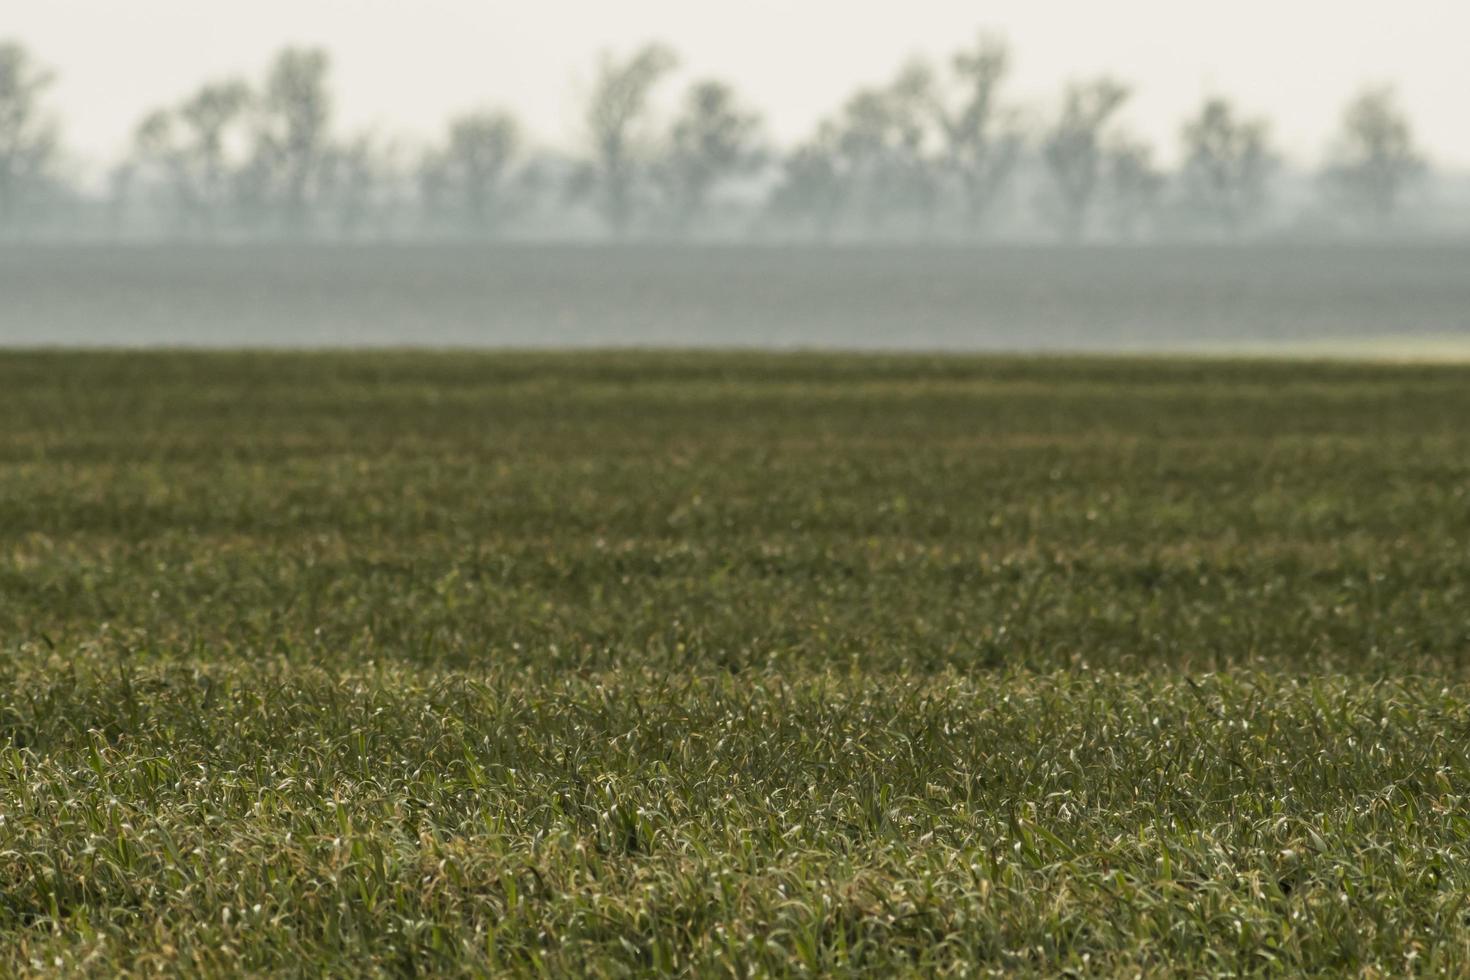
[0,35,1443,242]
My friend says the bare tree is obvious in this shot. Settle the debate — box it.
[883,61,943,233]
[1322,86,1424,230]
[180,80,252,229]
[580,43,678,237]
[768,123,847,239]
[831,88,893,231]
[133,110,194,233]
[1103,136,1164,240]
[1179,97,1275,237]
[655,80,763,235]
[0,40,60,231]
[932,34,1022,237]
[250,47,334,235]
[769,59,944,240]
[420,111,522,237]
[829,61,941,236]
[132,79,252,235]
[321,132,403,239]
[1039,78,1130,240]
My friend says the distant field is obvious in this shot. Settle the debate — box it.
[1193,333,1470,362]
[2,351,1469,975]
[4,243,1470,351]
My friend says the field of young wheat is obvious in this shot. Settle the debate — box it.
[1,351,1467,975]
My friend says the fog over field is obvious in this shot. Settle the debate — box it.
[5,3,1470,250]
[5,3,1469,353]
[3,243,1468,352]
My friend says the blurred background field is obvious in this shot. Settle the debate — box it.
[3,243,1468,351]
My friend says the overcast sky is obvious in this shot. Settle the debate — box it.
[11,0,1469,173]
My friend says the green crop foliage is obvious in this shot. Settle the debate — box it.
[1,351,1468,976]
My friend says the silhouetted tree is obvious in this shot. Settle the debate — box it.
[14,31,1470,244]
[767,123,847,239]
[1322,86,1424,230]
[932,33,1022,236]
[1179,97,1274,237]
[1039,78,1130,240]
[1103,136,1164,240]
[831,89,892,231]
[322,132,402,238]
[655,80,763,235]
[0,41,60,231]
[180,80,252,230]
[419,111,522,236]
[132,79,252,235]
[827,61,941,235]
[132,110,192,232]
[579,43,678,237]
[249,47,334,235]
[884,61,944,233]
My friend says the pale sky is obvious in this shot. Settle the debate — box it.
[10,0,1469,174]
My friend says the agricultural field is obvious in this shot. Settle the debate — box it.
[1,350,1468,975]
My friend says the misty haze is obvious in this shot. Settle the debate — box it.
[5,4,1470,976]
[3,242,1469,350]
[4,24,1469,351]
